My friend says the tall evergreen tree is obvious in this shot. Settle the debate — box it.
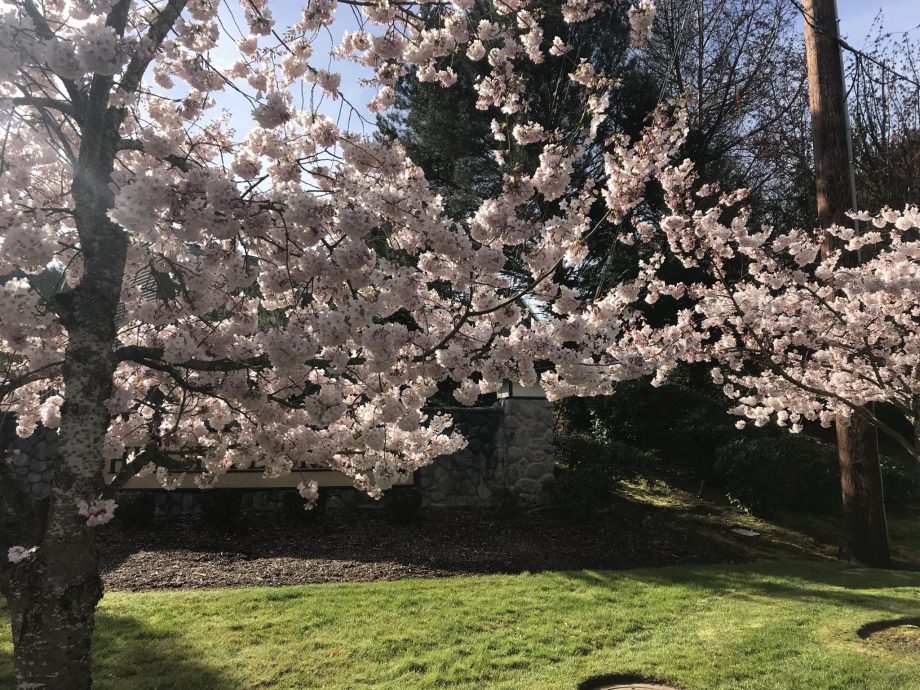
[379,0,664,314]
[378,0,656,219]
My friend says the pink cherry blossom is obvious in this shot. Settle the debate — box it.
[77,499,118,527]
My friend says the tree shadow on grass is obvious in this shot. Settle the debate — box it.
[92,612,231,690]
[0,604,232,689]
[0,634,12,689]
[566,560,920,619]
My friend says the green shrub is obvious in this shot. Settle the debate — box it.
[555,432,658,479]
[552,433,658,519]
[550,463,617,521]
[560,380,740,482]
[880,453,920,511]
[714,435,920,515]
[713,436,840,515]
[557,376,920,516]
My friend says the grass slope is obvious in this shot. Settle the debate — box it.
[3,560,920,689]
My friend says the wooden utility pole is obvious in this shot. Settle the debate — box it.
[803,0,890,567]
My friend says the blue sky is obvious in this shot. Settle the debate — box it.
[200,1,920,144]
[207,4,377,137]
[837,0,920,46]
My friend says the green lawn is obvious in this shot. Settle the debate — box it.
[3,560,920,689]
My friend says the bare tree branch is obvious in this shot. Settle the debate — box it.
[0,362,63,400]
[7,96,77,118]
[116,344,370,372]
[18,0,87,114]
[116,138,192,171]
[102,446,192,496]
[118,0,190,97]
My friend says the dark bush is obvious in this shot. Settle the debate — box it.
[383,487,423,525]
[560,379,740,481]
[714,435,920,515]
[557,372,920,516]
[550,463,616,521]
[115,491,155,527]
[880,453,920,512]
[555,432,658,480]
[552,433,658,519]
[713,436,840,514]
[492,488,520,520]
[199,490,243,530]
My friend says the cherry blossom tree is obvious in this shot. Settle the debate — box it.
[607,168,920,461]
[2,0,916,686]
[0,0,670,685]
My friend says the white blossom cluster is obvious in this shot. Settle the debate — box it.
[7,545,37,564]
[2,0,916,536]
[77,499,118,527]
[627,0,656,49]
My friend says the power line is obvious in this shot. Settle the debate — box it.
[788,0,920,89]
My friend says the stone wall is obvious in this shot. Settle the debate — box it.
[416,398,556,509]
[416,407,504,508]
[2,422,56,504]
[495,398,556,507]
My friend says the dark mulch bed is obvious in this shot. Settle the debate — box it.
[859,619,920,654]
[871,625,920,654]
[97,497,774,592]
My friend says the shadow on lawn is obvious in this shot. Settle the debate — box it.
[91,612,229,689]
[567,561,920,618]
[0,638,11,688]
[1,605,229,689]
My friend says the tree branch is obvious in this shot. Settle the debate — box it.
[18,0,87,114]
[118,0,190,97]
[0,362,63,400]
[116,138,191,171]
[103,447,192,496]
[116,345,271,372]
[7,96,77,119]
[115,345,365,371]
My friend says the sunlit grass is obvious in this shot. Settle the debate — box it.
[3,560,920,689]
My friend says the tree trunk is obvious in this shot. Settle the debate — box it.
[8,538,102,690]
[836,413,890,567]
[6,265,121,688]
[803,0,891,567]
[7,305,120,688]
[0,423,101,689]
[5,68,129,686]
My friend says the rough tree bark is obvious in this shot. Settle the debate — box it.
[6,49,128,690]
[803,0,890,568]
[1,2,189,685]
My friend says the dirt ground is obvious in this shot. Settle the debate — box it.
[862,620,920,654]
[98,491,828,592]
